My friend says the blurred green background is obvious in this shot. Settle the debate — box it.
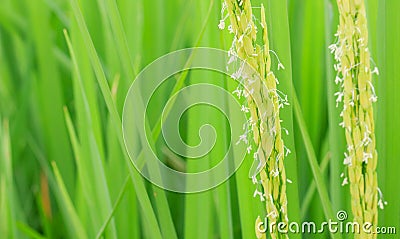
[0,0,399,238]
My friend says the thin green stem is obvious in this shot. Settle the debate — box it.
[293,92,340,239]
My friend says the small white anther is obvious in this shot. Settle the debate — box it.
[246,145,252,154]
[343,153,352,166]
[342,177,349,186]
[241,105,250,113]
[218,20,225,30]
[371,67,379,75]
[277,62,285,71]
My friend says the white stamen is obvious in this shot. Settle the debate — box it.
[218,20,226,30]
[342,177,349,186]
[246,145,252,154]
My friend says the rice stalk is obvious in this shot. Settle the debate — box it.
[331,0,380,237]
[223,1,289,238]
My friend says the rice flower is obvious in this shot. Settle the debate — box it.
[332,0,379,238]
[224,1,289,238]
